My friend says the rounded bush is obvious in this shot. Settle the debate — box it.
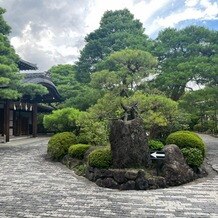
[148,140,164,150]
[181,148,204,167]
[166,131,205,157]
[88,147,112,169]
[47,132,77,160]
[68,144,91,160]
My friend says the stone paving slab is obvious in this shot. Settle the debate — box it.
[0,136,217,217]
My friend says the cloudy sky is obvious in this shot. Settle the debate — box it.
[1,0,218,70]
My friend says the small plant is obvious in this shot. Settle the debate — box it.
[181,147,204,167]
[166,131,205,157]
[148,140,164,150]
[47,132,77,160]
[88,147,112,169]
[73,163,87,176]
[68,144,91,160]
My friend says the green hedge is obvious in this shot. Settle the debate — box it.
[88,147,112,169]
[68,144,91,160]
[47,132,77,160]
[166,131,205,157]
[148,140,164,150]
[181,148,204,167]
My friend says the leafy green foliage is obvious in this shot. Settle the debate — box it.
[94,49,157,96]
[181,147,204,167]
[68,144,91,160]
[180,86,218,133]
[50,64,76,86]
[47,132,77,160]
[148,140,164,150]
[76,9,152,83]
[126,92,189,139]
[20,83,48,99]
[0,8,21,100]
[166,131,205,157]
[88,93,123,120]
[63,85,102,111]
[88,91,189,139]
[152,26,218,100]
[73,163,87,176]
[90,70,119,92]
[43,108,81,133]
[76,112,108,146]
[43,108,109,146]
[88,147,112,169]
[0,7,45,101]
[49,64,101,110]
[0,8,11,35]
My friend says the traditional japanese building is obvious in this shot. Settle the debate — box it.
[0,60,61,142]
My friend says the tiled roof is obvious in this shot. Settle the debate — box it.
[18,59,38,70]
[22,71,62,103]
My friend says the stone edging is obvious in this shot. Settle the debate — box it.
[85,166,167,190]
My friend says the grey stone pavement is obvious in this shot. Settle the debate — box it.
[0,134,217,218]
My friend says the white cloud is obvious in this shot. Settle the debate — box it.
[132,0,171,22]
[200,0,218,19]
[146,0,218,36]
[2,0,218,70]
[185,0,200,7]
[84,0,134,33]
[157,8,203,27]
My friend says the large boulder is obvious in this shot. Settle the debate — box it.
[162,144,196,186]
[109,118,150,168]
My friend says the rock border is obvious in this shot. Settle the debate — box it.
[85,167,167,190]
[60,144,208,190]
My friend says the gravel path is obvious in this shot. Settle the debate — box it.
[0,135,217,218]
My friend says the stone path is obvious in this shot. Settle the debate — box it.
[0,135,217,218]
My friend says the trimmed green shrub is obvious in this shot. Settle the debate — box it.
[88,147,112,169]
[76,112,108,146]
[166,131,205,157]
[47,132,77,160]
[68,144,91,160]
[43,108,81,133]
[148,140,164,150]
[177,130,202,140]
[181,148,204,167]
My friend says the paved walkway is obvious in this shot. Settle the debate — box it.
[0,135,217,218]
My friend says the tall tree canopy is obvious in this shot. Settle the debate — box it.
[180,86,218,133]
[75,9,152,83]
[49,64,101,110]
[0,7,21,100]
[91,49,157,96]
[0,7,48,101]
[152,26,218,100]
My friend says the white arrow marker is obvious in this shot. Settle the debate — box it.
[150,152,165,158]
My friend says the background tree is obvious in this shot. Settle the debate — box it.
[91,49,157,96]
[0,7,21,99]
[88,91,188,139]
[75,9,152,83]
[0,7,48,100]
[180,86,218,133]
[49,64,101,110]
[152,26,218,100]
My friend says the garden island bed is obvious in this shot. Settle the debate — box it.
[46,120,208,191]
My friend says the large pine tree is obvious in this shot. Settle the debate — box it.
[0,7,21,100]
[75,9,152,83]
[152,26,218,101]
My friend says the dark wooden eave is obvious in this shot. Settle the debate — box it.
[22,71,62,103]
[18,59,38,71]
